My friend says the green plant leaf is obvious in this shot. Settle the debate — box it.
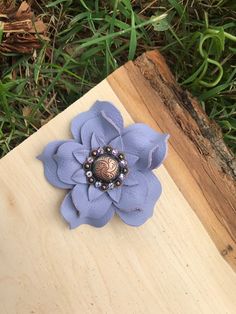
[128,11,137,60]
[46,0,68,8]
[34,44,47,84]
[153,15,170,32]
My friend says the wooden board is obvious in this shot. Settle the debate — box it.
[108,51,236,270]
[0,52,236,313]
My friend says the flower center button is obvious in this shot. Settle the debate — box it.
[93,156,119,182]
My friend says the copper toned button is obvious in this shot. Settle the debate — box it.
[93,156,119,182]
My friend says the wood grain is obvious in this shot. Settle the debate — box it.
[0,59,236,313]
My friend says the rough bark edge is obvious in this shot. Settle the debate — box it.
[134,50,236,183]
[108,50,236,270]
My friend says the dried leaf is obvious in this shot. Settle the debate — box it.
[15,1,31,18]
[0,1,16,15]
[0,1,48,54]
[0,33,42,53]
[29,20,47,33]
[22,106,32,117]
[3,19,33,32]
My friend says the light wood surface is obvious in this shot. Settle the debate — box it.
[0,75,236,312]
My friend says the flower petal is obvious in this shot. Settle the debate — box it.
[37,141,72,189]
[109,135,123,151]
[123,171,139,186]
[88,185,104,201]
[107,188,122,203]
[116,171,162,226]
[116,171,148,211]
[92,101,124,131]
[80,111,121,147]
[72,168,87,184]
[61,192,115,229]
[125,153,139,168]
[60,192,81,229]
[148,134,169,169]
[122,123,169,170]
[71,184,112,220]
[54,141,82,185]
[108,139,139,168]
[70,100,124,143]
[86,205,115,228]
[73,149,90,164]
[91,132,105,149]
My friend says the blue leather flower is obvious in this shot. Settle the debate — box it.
[38,101,169,228]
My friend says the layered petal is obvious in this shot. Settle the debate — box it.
[115,171,148,211]
[72,168,87,184]
[80,111,121,147]
[108,188,122,203]
[122,123,169,170]
[73,148,90,164]
[71,184,112,221]
[88,185,104,201]
[123,170,139,186]
[37,141,72,189]
[125,153,139,168]
[148,136,169,169]
[116,171,162,226]
[91,132,105,149]
[83,205,115,228]
[60,192,115,228]
[60,192,81,229]
[70,100,124,143]
[109,135,123,151]
[54,141,82,185]
[108,138,139,169]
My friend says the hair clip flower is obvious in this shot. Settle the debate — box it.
[38,101,169,229]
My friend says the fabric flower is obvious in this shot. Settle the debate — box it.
[38,101,169,229]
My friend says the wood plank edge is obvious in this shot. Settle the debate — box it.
[107,50,236,271]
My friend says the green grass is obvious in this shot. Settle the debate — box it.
[0,0,235,157]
